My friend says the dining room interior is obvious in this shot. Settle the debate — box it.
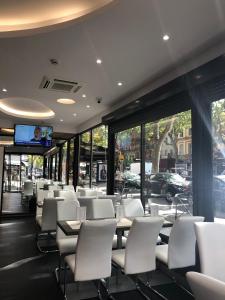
[1,1,225,300]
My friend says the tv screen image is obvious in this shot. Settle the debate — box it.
[14,125,53,147]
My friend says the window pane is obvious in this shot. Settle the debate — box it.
[69,138,75,185]
[212,99,225,222]
[79,131,91,187]
[61,142,68,184]
[92,125,108,192]
[114,126,141,198]
[144,110,192,219]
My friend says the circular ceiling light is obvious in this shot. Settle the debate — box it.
[86,105,91,108]
[2,88,7,92]
[82,94,86,98]
[0,1,114,37]
[57,98,75,105]
[0,98,55,119]
[96,58,102,64]
[60,119,64,122]
[73,113,77,117]
[117,82,123,86]
[163,34,170,41]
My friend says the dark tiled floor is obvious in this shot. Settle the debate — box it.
[2,192,30,214]
[0,217,194,300]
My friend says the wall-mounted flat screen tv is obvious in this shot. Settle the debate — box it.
[14,125,53,147]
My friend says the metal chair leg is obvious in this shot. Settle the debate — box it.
[63,261,67,298]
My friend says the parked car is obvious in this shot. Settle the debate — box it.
[148,172,191,202]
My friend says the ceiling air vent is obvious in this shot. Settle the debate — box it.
[39,76,82,93]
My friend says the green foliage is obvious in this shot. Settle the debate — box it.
[92,125,108,148]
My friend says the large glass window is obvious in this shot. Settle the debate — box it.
[69,138,75,185]
[79,131,91,187]
[92,125,108,191]
[212,99,225,222]
[61,142,68,184]
[144,110,192,218]
[52,155,56,180]
[114,126,141,197]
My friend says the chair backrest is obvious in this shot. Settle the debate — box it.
[84,189,98,197]
[98,195,119,207]
[74,219,117,281]
[187,272,225,300]
[36,189,53,204]
[41,198,58,231]
[168,216,204,269]
[195,222,225,282]
[63,185,75,192]
[23,181,33,196]
[56,200,80,239]
[78,197,96,219]
[92,198,115,219]
[57,190,78,202]
[121,198,144,217]
[125,217,163,274]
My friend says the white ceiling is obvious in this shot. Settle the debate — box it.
[1,0,225,132]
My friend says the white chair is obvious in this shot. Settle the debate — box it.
[121,198,144,217]
[92,198,115,219]
[36,190,54,219]
[56,200,80,281]
[63,219,117,297]
[187,272,225,300]
[194,222,225,282]
[36,198,59,253]
[78,197,126,248]
[112,217,163,275]
[98,195,120,207]
[63,185,75,192]
[22,181,33,205]
[156,216,204,269]
[57,190,78,202]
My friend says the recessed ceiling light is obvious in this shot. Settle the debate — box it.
[86,105,90,108]
[82,94,86,98]
[73,113,77,117]
[57,98,75,105]
[195,74,202,80]
[60,119,63,122]
[2,88,7,92]
[163,34,170,41]
[117,82,123,86]
[96,58,102,64]
[135,100,140,104]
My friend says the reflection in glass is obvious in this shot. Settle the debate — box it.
[144,110,192,218]
[114,126,141,198]
[212,99,225,221]
[92,125,108,191]
[61,142,68,184]
[79,131,91,188]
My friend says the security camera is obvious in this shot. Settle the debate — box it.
[96,97,102,104]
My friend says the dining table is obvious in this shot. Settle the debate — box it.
[57,216,172,249]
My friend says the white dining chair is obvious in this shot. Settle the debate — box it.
[187,271,225,300]
[63,219,117,298]
[121,198,144,217]
[56,200,80,282]
[36,198,59,253]
[112,217,163,297]
[63,185,75,192]
[21,181,33,205]
[194,222,225,282]
[156,216,204,269]
[57,190,78,202]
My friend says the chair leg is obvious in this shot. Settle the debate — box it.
[63,261,67,298]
